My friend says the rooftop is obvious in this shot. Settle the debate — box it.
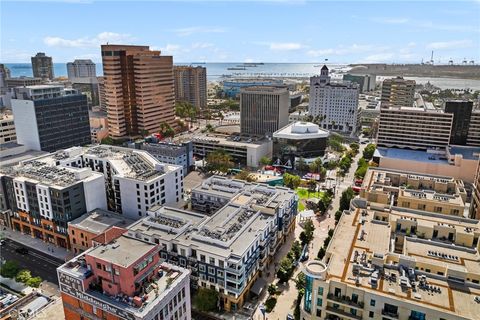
[447,145,480,160]
[323,205,480,319]
[193,176,246,198]
[88,235,156,268]
[43,145,182,182]
[68,209,135,234]
[374,147,448,164]
[273,121,330,140]
[129,177,295,257]
[192,133,270,148]
[1,158,101,188]
[59,250,189,318]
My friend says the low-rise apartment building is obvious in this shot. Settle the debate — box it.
[0,157,107,248]
[0,113,16,143]
[58,235,191,320]
[190,176,246,214]
[139,141,193,176]
[67,208,134,254]
[360,168,467,217]
[36,145,184,219]
[126,178,298,311]
[301,202,480,320]
[191,133,272,168]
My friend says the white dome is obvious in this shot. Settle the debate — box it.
[291,122,319,134]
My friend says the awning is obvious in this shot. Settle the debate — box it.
[299,210,315,219]
[250,277,267,296]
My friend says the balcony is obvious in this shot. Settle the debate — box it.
[382,309,399,319]
[326,306,362,320]
[327,293,364,309]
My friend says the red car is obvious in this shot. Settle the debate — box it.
[352,186,361,193]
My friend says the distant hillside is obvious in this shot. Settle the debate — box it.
[348,64,480,80]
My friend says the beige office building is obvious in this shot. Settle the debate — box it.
[467,111,480,146]
[470,160,480,220]
[361,168,467,217]
[381,76,415,108]
[301,203,480,320]
[101,44,175,139]
[0,113,16,143]
[377,106,453,150]
[174,66,207,109]
[240,86,289,136]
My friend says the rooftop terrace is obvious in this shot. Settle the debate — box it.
[323,205,480,319]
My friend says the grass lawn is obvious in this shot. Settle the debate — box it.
[296,188,326,211]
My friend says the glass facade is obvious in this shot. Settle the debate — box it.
[273,136,327,168]
[303,275,313,313]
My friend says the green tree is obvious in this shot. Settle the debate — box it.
[0,261,19,278]
[301,219,315,245]
[363,143,376,160]
[26,276,42,288]
[317,247,326,259]
[339,187,355,211]
[309,158,323,174]
[268,283,278,296]
[206,149,234,173]
[323,236,331,248]
[291,240,302,260]
[295,272,306,292]
[260,156,272,166]
[235,170,257,182]
[334,210,343,223]
[159,122,175,138]
[283,173,301,189]
[296,157,309,172]
[349,142,360,152]
[307,180,317,195]
[193,288,219,312]
[15,269,32,284]
[277,256,294,283]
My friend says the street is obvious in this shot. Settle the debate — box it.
[1,238,62,285]
[252,141,367,320]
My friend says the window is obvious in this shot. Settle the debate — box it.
[370,299,375,306]
[209,257,215,265]
[317,287,323,295]
[200,255,206,262]
[369,311,374,318]
[316,309,321,317]
[96,263,101,269]
[316,298,322,306]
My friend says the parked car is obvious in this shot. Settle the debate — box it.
[15,247,28,254]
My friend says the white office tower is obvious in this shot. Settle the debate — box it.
[308,65,359,134]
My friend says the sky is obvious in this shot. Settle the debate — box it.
[1,0,479,64]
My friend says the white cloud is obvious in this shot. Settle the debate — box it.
[360,53,395,63]
[426,40,473,50]
[43,32,132,48]
[407,42,416,48]
[307,44,388,57]
[191,42,214,49]
[173,26,227,37]
[269,42,305,51]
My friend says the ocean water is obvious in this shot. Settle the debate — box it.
[5,63,480,90]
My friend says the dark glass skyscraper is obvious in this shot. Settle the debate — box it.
[445,100,473,145]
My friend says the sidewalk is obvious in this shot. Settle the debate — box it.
[1,228,70,261]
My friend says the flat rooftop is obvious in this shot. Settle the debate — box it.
[192,133,270,148]
[193,176,246,198]
[448,145,480,160]
[324,206,480,319]
[1,158,101,188]
[88,235,156,268]
[129,179,295,258]
[375,147,448,164]
[68,209,134,234]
